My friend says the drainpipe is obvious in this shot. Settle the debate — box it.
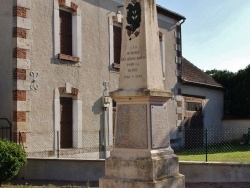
[178,18,186,60]
[176,18,186,144]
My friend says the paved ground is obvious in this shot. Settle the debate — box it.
[186,182,250,188]
[10,180,250,188]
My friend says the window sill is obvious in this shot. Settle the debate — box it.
[113,63,120,69]
[58,54,79,62]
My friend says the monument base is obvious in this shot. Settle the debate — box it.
[99,153,185,188]
[100,175,185,188]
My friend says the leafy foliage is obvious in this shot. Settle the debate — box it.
[206,64,250,118]
[0,139,27,185]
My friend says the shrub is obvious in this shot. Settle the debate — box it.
[0,139,27,185]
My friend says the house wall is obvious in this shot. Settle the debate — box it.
[179,85,224,144]
[222,119,250,141]
[0,0,13,120]
[23,0,121,156]
[181,85,224,129]
[158,15,180,140]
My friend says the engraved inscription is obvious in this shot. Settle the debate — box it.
[151,105,169,149]
[115,104,148,149]
[121,45,144,81]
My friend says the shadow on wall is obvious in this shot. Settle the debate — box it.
[92,97,106,158]
[92,97,103,115]
[82,0,122,13]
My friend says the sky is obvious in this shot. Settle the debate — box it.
[157,0,250,73]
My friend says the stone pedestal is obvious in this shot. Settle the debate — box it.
[99,90,185,188]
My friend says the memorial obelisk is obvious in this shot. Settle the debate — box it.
[99,0,185,187]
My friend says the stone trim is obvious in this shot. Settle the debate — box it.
[13,6,28,18]
[58,86,79,97]
[58,0,78,11]
[58,53,79,62]
[13,90,26,101]
[178,114,182,120]
[71,87,79,96]
[175,96,183,127]
[13,27,27,38]
[14,80,31,90]
[176,107,182,114]
[13,58,31,69]
[13,68,26,80]
[13,47,27,59]
[70,2,78,11]
[13,111,26,122]
[13,38,31,50]
[13,17,31,29]
[112,16,123,24]
[177,63,181,70]
[13,101,31,111]
[113,63,120,69]
[177,101,182,107]
[14,0,31,9]
[12,1,31,143]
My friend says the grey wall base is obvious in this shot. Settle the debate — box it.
[180,161,250,183]
[100,175,185,188]
[17,159,105,182]
[17,159,250,183]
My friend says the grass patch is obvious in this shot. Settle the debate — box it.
[2,182,92,188]
[175,143,250,162]
[2,185,89,188]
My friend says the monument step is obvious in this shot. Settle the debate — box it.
[105,155,180,180]
[100,174,185,188]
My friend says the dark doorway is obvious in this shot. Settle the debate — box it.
[60,97,73,148]
[184,108,204,149]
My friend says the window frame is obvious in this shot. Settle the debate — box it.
[109,15,123,71]
[54,0,82,63]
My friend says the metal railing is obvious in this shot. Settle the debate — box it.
[22,130,113,159]
[16,127,250,162]
[0,118,12,141]
[174,127,250,162]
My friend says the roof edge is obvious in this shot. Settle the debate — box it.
[156,4,186,21]
[181,78,224,89]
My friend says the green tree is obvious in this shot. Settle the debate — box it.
[0,139,27,185]
[206,65,250,118]
[233,65,250,117]
[206,69,235,116]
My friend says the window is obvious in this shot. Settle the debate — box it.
[54,0,81,63]
[60,10,72,56]
[186,102,202,112]
[109,15,122,71]
[113,24,122,69]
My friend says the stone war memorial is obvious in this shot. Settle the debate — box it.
[99,0,185,187]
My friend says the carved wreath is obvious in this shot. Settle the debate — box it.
[126,0,141,40]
